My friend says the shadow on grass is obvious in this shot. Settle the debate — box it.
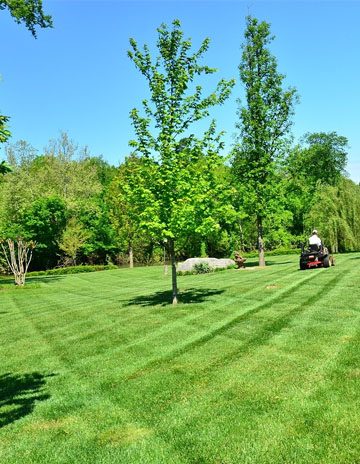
[0,275,65,286]
[0,372,55,428]
[243,260,293,267]
[125,287,225,307]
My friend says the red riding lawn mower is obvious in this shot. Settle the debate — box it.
[299,243,335,270]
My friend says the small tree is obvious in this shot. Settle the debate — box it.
[128,19,235,304]
[0,238,36,286]
[233,16,298,266]
[58,218,90,266]
[107,154,149,268]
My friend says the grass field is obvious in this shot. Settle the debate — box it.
[1,253,360,463]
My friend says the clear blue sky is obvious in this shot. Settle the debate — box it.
[0,0,359,182]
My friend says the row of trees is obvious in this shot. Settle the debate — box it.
[0,128,357,262]
[1,13,359,301]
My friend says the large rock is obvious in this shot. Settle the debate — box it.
[177,257,235,272]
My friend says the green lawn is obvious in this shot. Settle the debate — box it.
[1,254,360,463]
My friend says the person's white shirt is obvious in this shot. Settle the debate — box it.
[309,234,322,247]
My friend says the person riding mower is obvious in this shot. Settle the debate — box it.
[299,236,335,270]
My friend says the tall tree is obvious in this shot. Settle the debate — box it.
[233,16,298,266]
[128,19,235,304]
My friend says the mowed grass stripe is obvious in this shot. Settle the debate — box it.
[1,253,359,464]
[0,259,300,371]
[108,259,359,463]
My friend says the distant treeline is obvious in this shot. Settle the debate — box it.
[0,130,358,272]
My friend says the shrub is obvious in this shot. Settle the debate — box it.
[177,264,234,276]
[27,264,118,277]
[193,262,213,274]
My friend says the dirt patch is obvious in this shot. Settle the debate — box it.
[97,424,152,446]
[23,417,76,433]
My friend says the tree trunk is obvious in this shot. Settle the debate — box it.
[129,245,134,269]
[257,215,265,267]
[169,239,178,305]
[238,219,244,252]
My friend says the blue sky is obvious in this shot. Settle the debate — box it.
[0,0,359,182]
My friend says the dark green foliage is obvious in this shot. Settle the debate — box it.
[233,16,298,266]
[27,264,117,276]
[0,114,11,145]
[0,160,12,174]
[22,196,67,269]
[193,262,213,274]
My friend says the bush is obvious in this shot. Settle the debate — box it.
[177,263,235,276]
[241,247,301,259]
[27,264,118,277]
[193,262,213,274]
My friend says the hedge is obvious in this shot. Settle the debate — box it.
[27,264,118,277]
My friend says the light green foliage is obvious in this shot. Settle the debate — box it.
[233,16,298,265]
[107,154,153,267]
[0,134,113,269]
[0,135,102,226]
[0,0,52,37]
[306,178,360,253]
[128,19,235,302]
[58,218,90,266]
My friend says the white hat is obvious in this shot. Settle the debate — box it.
[312,229,318,234]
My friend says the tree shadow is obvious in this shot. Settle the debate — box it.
[242,260,293,268]
[124,287,225,307]
[0,275,65,286]
[0,372,55,428]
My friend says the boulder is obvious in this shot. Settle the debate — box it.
[177,257,235,272]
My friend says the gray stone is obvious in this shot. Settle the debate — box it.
[177,257,235,272]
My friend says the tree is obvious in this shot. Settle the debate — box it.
[0,0,52,37]
[21,196,67,269]
[107,154,150,268]
[128,19,235,304]
[305,178,360,253]
[58,218,90,266]
[0,237,36,285]
[283,131,349,238]
[293,132,348,186]
[233,16,298,266]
